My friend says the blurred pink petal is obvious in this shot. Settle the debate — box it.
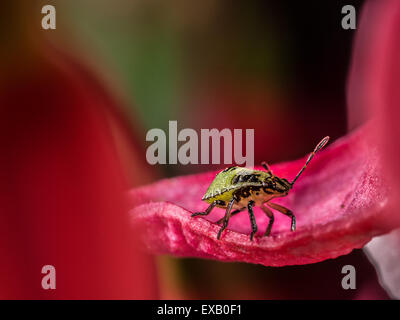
[348,0,400,216]
[0,2,158,297]
[348,1,400,298]
[129,125,394,266]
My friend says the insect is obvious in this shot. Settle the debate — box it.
[191,136,330,241]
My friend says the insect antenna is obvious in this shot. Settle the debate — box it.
[290,136,330,187]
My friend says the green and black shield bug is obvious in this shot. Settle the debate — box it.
[191,136,329,241]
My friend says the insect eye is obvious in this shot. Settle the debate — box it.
[280,178,290,187]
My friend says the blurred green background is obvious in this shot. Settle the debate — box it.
[53,0,361,175]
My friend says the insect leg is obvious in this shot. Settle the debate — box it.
[216,207,245,224]
[217,199,235,240]
[191,200,224,217]
[261,161,272,174]
[260,204,274,236]
[267,202,296,232]
[247,200,257,241]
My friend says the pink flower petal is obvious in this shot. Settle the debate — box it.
[348,0,400,217]
[348,1,400,298]
[0,25,158,297]
[129,125,394,266]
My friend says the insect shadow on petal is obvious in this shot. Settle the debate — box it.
[191,136,330,241]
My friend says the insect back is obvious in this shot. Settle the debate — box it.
[201,166,242,204]
[201,166,271,205]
